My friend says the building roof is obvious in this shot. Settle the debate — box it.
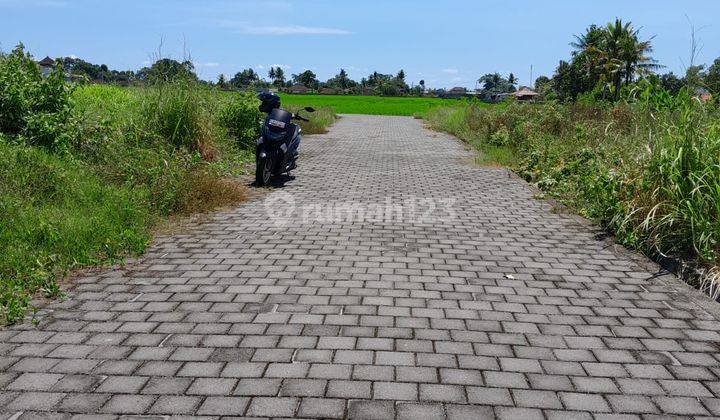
[288,84,309,91]
[37,56,55,66]
[448,87,467,93]
[513,87,539,97]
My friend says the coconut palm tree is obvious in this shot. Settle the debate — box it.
[573,19,659,98]
[570,24,605,87]
[619,29,661,85]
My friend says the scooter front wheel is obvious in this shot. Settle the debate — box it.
[255,155,273,186]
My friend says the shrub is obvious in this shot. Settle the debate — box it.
[218,92,262,148]
[0,44,74,152]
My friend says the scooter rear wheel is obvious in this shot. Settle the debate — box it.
[256,155,272,186]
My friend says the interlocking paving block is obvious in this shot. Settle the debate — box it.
[2,114,720,418]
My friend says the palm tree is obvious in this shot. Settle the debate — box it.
[574,19,659,98]
[571,24,605,87]
[598,19,630,96]
[619,29,660,85]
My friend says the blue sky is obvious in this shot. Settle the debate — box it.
[2,0,719,89]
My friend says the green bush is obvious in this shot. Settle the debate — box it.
[0,44,74,152]
[218,92,262,148]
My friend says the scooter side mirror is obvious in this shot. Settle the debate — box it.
[304,107,315,112]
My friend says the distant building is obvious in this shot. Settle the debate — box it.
[37,56,55,77]
[512,86,540,102]
[318,87,338,95]
[286,84,310,94]
[695,87,712,103]
[444,86,467,99]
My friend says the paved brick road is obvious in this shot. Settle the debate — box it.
[2,115,720,419]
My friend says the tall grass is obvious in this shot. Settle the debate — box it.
[286,105,337,134]
[426,89,720,297]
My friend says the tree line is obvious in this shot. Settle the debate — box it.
[29,19,720,100]
[48,55,424,96]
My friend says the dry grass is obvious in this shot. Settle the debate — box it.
[177,169,247,215]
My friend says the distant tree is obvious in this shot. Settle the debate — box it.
[292,70,319,89]
[534,76,551,93]
[272,67,286,87]
[659,72,683,95]
[230,68,259,88]
[137,58,197,83]
[57,56,137,84]
[551,60,589,102]
[419,79,425,93]
[326,68,353,89]
[363,71,403,95]
[477,73,515,100]
[508,73,517,90]
[685,65,706,92]
[704,58,720,94]
[396,69,405,82]
[268,67,276,81]
[217,73,227,89]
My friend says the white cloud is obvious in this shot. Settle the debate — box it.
[220,21,351,35]
[198,62,220,67]
[442,68,459,75]
[256,63,291,70]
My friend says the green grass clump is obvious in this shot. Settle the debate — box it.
[426,87,720,296]
[285,105,337,134]
[278,94,467,116]
[0,140,152,322]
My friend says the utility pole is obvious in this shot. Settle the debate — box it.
[530,65,533,88]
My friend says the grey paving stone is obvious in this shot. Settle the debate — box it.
[467,386,513,405]
[397,402,446,420]
[559,392,611,412]
[147,395,203,414]
[196,396,250,416]
[279,378,327,397]
[348,400,395,419]
[326,380,372,399]
[99,394,156,414]
[57,393,109,412]
[373,381,418,400]
[246,396,298,417]
[445,404,494,419]
[419,383,467,403]
[297,397,346,418]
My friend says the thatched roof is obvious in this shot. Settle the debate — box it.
[513,87,539,97]
[38,56,55,66]
[287,84,309,93]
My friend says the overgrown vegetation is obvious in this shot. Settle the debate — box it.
[0,44,276,324]
[426,87,720,297]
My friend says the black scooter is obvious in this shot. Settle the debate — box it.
[255,91,314,186]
